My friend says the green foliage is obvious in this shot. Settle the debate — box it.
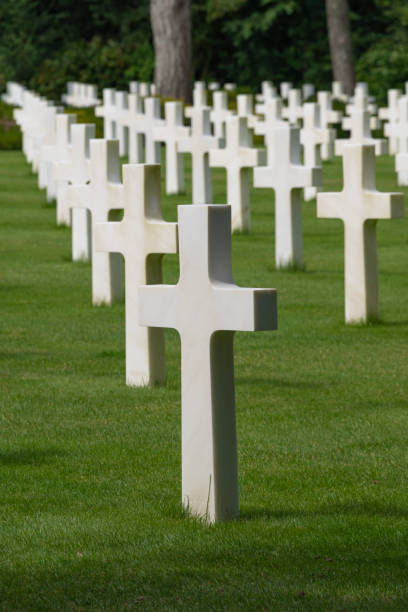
[354,0,408,102]
[0,0,407,100]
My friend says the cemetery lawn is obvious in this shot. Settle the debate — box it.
[1,150,408,612]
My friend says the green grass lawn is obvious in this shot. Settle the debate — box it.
[1,149,408,611]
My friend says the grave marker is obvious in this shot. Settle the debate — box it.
[139,204,277,522]
[178,107,223,204]
[66,139,124,304]
[300,103,334,201]
[209,116,265,231]
[317,144,403,323]
[254,124,321,268]
[154,101,190,194]
[95,164,177,386]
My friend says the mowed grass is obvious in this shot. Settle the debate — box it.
[1,149,408,611]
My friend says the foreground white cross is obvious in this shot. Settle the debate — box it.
[317,144,403,323]
[154,101,189,194]
[67,139,124,304]
[95,164,177,386]
[178,107,223,204]
[209,116,265,231]
[139,204,277,522]
[254,124,321,268]
[53,123,95,261]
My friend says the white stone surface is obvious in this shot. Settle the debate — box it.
[254,98,287,151]
[254,124,321,268]
[317,144,403,323]
[256,81,276,103]
[2,82,25,106]
[379,89,401,155]
[280,82,292,100]
[209,116,265,231]
[208,81,220,91]
[179,107,223,204]
[210,91,232,139]
[142,97,163,164]
[332,81,348,103]
[115,91,129,156]
[300,103,335,201]
[95,164,177,386]
[138,204,277,522]
[53,123,95,260]
[32,103,64,173]
[67,139,125,304]
[336,99,387,156]
[121,93,145,163]
[282,89,303,124]
[154,101,189,194]
[302,83,315,100]
[317,91,342,160]
[62,82,100,107]
[395,96,408,185]
[224,83,236,91]
[186,83,208,116]
[39,113,76,204]
[95,89,117,139]
[236,94,258,129]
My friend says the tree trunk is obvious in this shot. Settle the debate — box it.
[150,0,192,103]
[325,0,355,96]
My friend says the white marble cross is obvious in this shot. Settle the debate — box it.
[53,123,95,264]
[282,89,303,124]
[332,81,348,103]
[236,94,258,129]
[254,98,287,150]
[302,83,315,100]
[336,101,387,156]
[39,113,76,203]
[256,81,276,103]
[121,93,145,163]
[138,204,277,522]
[317,91,342,160]
[67,139,124,304]
[178,107,223,204]
[115,91,129,156]
[317,144,403,323]
[300,103,335,201]
[210,91,232,139]
[95,89,117,139]
[395,96,408,185]
[254,124,321,268]
[280,82,292,100]
[379,89,401,155]
[95,164,177,386]
[186,84,208,117]
[154,101,190,194]
[209,116,265,232]
[142,97,163,164]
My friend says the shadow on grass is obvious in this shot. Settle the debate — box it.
[0,447,66,466]
[240,500,408,521]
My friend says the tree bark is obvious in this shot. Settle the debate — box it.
[325,0,355,96]
[150,0,192,103]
